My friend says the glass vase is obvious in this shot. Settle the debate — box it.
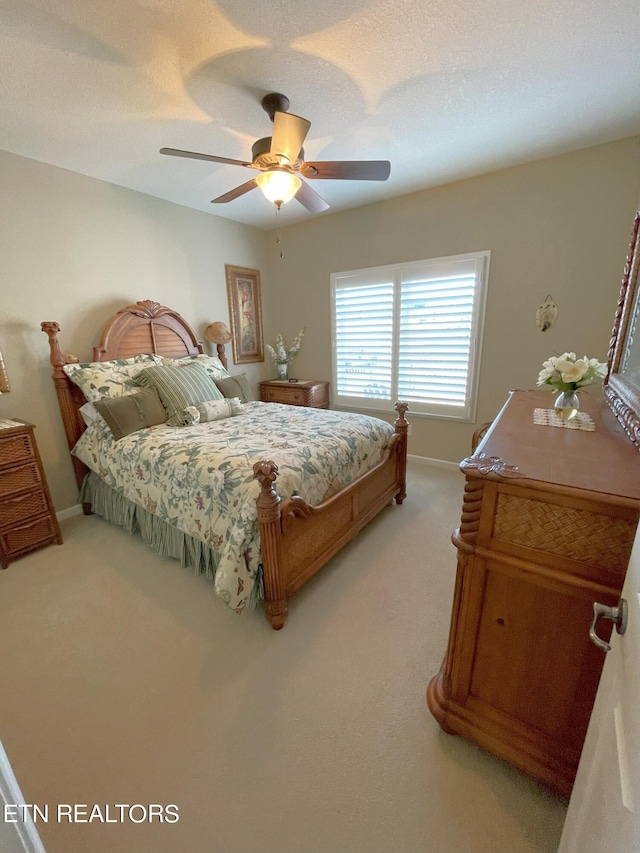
[554,389,579,421]
[276,363,288,381]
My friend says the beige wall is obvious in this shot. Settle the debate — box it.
[0,150,269,509]
[2,137,639,512]
[265,136,640,463]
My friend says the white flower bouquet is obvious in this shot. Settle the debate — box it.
[536,352,607,393]
[266,328,306,366]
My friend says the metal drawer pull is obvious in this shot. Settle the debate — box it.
[589,599,628,652]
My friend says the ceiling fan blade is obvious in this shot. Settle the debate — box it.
[270,112,311,165]
[160,147,252,168]
[211,179,258,204]
[294,180,330,214]
[302,160,391,181]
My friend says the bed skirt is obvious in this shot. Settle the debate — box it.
[79,472,264,609]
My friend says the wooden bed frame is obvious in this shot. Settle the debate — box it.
[42,300,409,629]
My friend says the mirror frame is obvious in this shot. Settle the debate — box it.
[0,349,9,393]
[604,208,640,450]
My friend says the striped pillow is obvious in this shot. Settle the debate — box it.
[133,362,223,426]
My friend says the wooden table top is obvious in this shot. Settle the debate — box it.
[474,389,640,502]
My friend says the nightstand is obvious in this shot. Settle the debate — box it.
[259,380,330,409]
[0,420,63,568]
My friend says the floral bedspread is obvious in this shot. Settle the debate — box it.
[73,402,395,611]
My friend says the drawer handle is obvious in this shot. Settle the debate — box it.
[589,599,627,652]
[6,494,33,505]
[12,518,48,532]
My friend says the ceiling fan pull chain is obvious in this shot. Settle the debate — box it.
[276,207,284,259]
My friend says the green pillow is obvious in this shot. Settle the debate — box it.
[214,373,254,403]
[94,387,167,440]
[133,362,223,426]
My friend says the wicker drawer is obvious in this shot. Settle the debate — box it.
[1,514,59,558]
[489,489,637,577]
[0,489,49,528]
[0,461,41,498]
[0,432,33,466]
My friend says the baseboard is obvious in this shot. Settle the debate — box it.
[56,504,83,522]
[408,453,460,471]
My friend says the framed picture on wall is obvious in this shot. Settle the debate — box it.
[225,264,264,364]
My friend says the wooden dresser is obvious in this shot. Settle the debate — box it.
[0,420,62,568]
[427,389,640,797]
[259,380,330,409]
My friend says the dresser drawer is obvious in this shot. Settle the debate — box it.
[485,484,637,584]
[264,385,306,405]
[1,488,49,528]
[1,514,59,558]
[0,432,33,466]
[259,380,330,408]
[0,461,41,498]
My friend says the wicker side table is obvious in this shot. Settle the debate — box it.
[0,419,63,568]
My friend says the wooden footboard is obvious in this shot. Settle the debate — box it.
[254,402,408,629]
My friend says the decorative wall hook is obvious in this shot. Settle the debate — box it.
[536,294,558,332]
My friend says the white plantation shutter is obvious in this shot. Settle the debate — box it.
[331,252,489,421]
[335,280,394,400]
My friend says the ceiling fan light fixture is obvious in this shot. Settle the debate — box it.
[161,92,390,216]
[256,169,301,207]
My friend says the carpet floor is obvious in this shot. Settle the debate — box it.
[0,459,567,853]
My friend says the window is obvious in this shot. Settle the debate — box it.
[331,251,490,421]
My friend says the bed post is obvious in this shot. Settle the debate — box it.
[394,401,409,505]
[216,343,228,370]
[253,460,288,630]
[41,322,89,494]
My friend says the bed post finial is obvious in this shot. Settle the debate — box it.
[254,460,288,630]
[41,322,79,374]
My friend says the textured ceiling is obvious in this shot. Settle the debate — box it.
[1,1,640,230]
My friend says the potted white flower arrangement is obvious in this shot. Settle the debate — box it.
[536,352,607,420]
[266,328,306,380]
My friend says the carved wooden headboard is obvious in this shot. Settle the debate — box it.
[41,300,224,488]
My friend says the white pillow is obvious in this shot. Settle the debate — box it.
[79,402,100,426]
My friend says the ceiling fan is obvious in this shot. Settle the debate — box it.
[160,93,391,214]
